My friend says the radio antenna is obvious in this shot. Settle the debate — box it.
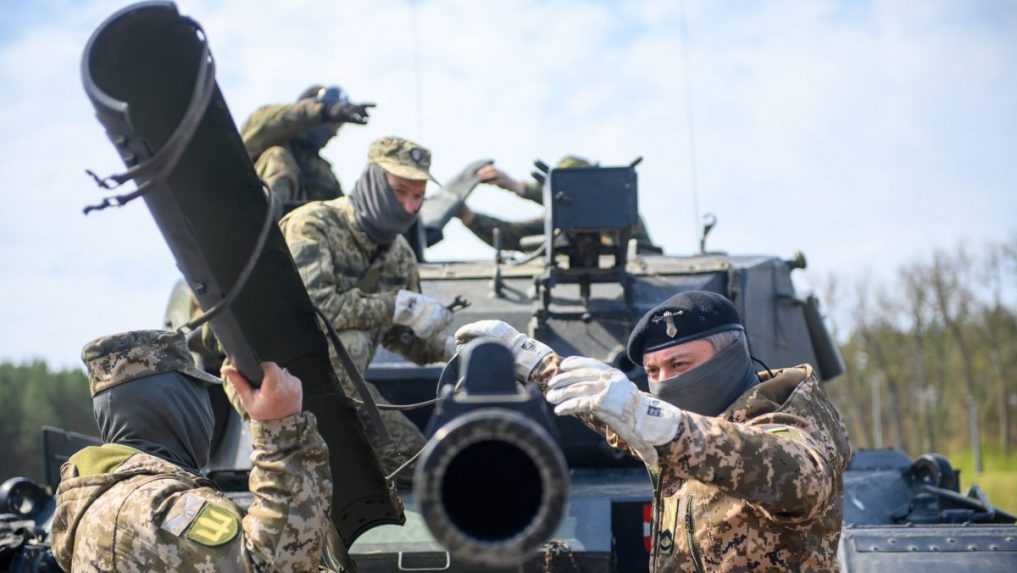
[679,0,701,250]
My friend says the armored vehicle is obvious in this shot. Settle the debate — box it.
[4,151,1016,573]
[344,160,1017,571]
[3,3,1015,571]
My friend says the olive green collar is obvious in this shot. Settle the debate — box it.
[67,444,141,477]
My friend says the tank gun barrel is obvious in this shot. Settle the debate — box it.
[414,341,568,567]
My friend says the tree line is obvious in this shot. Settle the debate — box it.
[820,238,1017,473]
[1,237,1014,482]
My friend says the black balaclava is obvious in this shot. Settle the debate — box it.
[649,333,758,417]
[348,163,418,245]
[93,373,214,473]
[628,290,759,416]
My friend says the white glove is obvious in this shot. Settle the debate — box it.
[393,290,453,339]
[454,320,553,382]
[546,356,682,468]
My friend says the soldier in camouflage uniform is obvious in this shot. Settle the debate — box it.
[456,291,851,572]
[456,155,658,252]
[280,135,454,484]
[241,84,374,217]
[50,330,335,572]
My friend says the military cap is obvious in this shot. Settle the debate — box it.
[627,290,744,365]
[368,135,439,184]
[81,330,221,397]
[556,155,593,169]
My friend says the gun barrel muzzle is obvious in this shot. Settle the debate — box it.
[413,408,568,567]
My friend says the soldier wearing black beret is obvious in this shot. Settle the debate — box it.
[456,290,851,572]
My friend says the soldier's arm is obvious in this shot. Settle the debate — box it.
[459,209,543,251]
[380,266,452,364]
[283,211,397,331]
[240,412,332,569]
[255,146,301,215]
[241,100,327,160]
[656,407,838,523]
[138,412,331,571]
[531,354,630,449]
[517,179,544,205]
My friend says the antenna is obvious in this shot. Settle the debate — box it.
[410,0,424,140]
[679,0,700,251]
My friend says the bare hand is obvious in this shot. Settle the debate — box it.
[221,362,303,421]
[476,164,523,194]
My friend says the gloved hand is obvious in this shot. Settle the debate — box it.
[393,290,453,339]
[326,101,376,125]
[454,320,553,382]
[546,357,682,467]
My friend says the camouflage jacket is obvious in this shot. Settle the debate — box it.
[534,360,850,573]
[279,197,449,373]
[241,100,343,215]
[50,412,332,572]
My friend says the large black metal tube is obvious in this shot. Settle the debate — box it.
[414,342,569,567]
[79,1,401,544]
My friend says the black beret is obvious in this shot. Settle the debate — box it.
[627,290,744,365]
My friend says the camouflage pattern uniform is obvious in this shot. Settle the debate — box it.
[241,99,343,216]
[50,330,334,572]
[533,357,850,572]
[280,192,449,482]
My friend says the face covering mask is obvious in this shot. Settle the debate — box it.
[93,373,215,473]
[349,164,418,245]
[649,335,757,417]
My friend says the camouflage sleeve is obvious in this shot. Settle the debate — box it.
[462,211,544,251]
[657,411,837,523]
[254,146,301,214]
[112,413,332,571]
[282,209,397,331]
[241,100,327,160]
[241,411,332,569]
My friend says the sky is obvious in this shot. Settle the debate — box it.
[0,0,1015,368]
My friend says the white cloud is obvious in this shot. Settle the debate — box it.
[0,0,1014,366]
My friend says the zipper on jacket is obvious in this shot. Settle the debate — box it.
[651,481,663,571]
[685,496,705,573]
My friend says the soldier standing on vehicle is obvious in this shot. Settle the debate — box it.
[241,84,374,217]
[456,290,851,572]
[50,330,337,571]
[280,135,455,484]
[455,155,659,252]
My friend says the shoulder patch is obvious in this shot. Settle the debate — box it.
[185,501,239,547]
[161,493,205,537]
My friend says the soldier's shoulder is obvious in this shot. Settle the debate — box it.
[159,489,242,547]
[242,103,288,127]
[281,197,350,230]
[120,479,241,539]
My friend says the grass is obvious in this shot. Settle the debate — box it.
[945,447,1017,515]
